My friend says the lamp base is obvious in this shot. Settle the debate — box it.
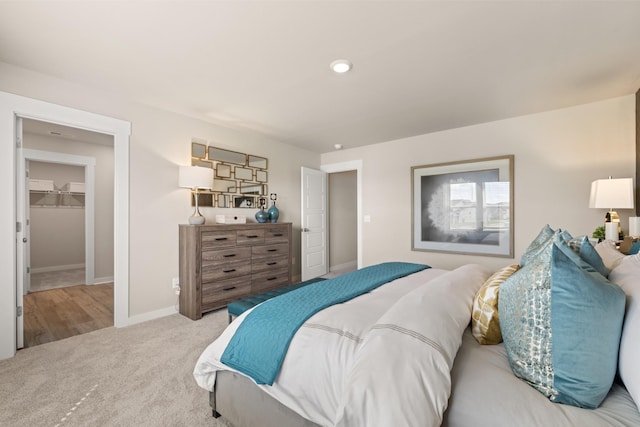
[189,215,205,225]
[605,221,618,241]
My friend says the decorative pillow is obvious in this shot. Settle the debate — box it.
[629,241,640,255]
[500,234,626,409]
[549,240,625,408]
[563,235,609,277]
[595,240,625,270]
[618,236,637,254]
[519,224,555,267]
[500,229,557,400]
[471,264,520,345]
[609,254,640,410]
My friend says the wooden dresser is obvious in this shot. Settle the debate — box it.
[178,223,292,320]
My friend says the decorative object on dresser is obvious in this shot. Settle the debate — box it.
[267,193,279,223]
[178,165,214,225]
[178,223,292,320]
[215,215,246,224]
[255,197,269,223]
[589,176,634,240]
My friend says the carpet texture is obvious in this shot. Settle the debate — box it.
[0,309,234,426]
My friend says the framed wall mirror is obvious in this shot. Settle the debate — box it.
[235,167,253,181]
[209,147,246,166]
[240,183,266,195]
[248,155,267,169]
[190,140,269,208]
[191,142,207,159]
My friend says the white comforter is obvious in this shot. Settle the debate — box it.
[194,264,491,427]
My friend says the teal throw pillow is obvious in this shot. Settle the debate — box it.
[500,228,557,398]
[564,235,610,277]
[550,240,625,408]
[500,233,626,409]
[629,241,640,255]
[520,224,555,267]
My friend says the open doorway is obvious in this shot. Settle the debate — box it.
[20,119,114,347]
[28,160,87,292]
[300,161,362,281]
[325,170,358,278]
[1,91,130,360]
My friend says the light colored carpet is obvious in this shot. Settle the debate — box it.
[30,268,86,292]
[0,309,234,426]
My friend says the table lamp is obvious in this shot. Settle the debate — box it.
[179,165,213,225]
[589,176,634,241]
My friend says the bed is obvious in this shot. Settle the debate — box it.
[193,227,640,427]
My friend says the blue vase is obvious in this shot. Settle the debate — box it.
[267,203,279,223]
[255,208,269,223]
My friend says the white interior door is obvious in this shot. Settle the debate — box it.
[301,167,328,281]
[15,117,26,349]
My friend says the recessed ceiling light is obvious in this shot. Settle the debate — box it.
[330,59,352,74]
[334,144,343,150]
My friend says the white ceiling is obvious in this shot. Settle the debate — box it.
[2,1,640,154]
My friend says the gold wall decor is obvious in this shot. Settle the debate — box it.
[190,140,268,208]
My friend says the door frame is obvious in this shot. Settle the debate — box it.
[321,160,363,270]
[0,91,131,360]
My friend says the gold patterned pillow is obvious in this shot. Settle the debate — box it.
[471,264,520,345]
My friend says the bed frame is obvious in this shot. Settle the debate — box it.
[211,370,321,427]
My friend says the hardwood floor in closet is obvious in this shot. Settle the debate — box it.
[23,283,113,348]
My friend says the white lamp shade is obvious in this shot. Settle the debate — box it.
[178,166,213,190]
[589,177,634,209]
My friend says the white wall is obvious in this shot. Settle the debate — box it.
[322,95,636,272]
[0,61,320,322]
[29,161,85,270]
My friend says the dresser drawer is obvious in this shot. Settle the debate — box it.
[251,268,290,293]
[202,230,237,249]
[237,229,265,245]
[202,277,251,312]
[202,260,252,282]
[202,246,251,265]
[264,226,290,244]
[252,243,289,259]
[252,255,289,273]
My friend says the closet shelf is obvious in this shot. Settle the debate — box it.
[29,180,85,208]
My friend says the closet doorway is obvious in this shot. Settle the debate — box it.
[20,119,114,348]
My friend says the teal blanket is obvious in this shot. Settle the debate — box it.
[220,262,430,385]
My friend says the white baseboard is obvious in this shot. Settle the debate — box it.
[92,276,114,285]
[126,305,178,327]
[31,263,85,274]
[330,261,357,272]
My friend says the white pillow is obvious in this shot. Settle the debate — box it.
[595,240,625,271]
[609,254,640,409]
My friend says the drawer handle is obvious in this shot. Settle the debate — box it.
[267,249,278,252]
[267,277,277,281]
[215,237,228,241]
[246,235,259,239]
[223,268,236,273]
[223,286,237,291]
[273,233,283,237]
[266,262,277,266]
[223,254,236,258]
